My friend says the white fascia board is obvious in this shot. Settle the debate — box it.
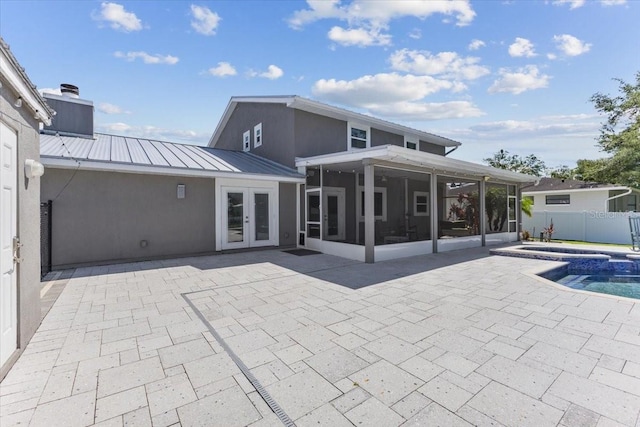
[288,97,461,148]
[523,186,627,195]
[0,50,52,125]
[41,157,305,183]
[296,145,535,183]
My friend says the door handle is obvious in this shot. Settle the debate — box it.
[13,236,22,264]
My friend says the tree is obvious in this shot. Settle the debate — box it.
[549,165,574,180]
[484,149,547,177]
[583,71,640,187]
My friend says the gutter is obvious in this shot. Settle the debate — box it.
[605,187,632,212]
[445,146,459,156]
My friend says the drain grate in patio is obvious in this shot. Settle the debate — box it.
[283,249,321,256]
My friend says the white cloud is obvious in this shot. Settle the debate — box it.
[96,122,208,143]
[92,2,143,32]
[288,0,476,48]
[207,62,237,77]
[311,72,484,120]
[97,103,129,114]
[547,53,557,60]
[409,28,422,40]
[190,5,221,36]
[552,0,586,9]
[366,101,484,121]
[508,37,536,57]
[488,65,550,95]
[248,65,284,80]
[553,34,591,56]
[389,49,490,80]
[114,51,179,65]
[468,39,485,51]
[600,0,626,5]
[328,26,391,47]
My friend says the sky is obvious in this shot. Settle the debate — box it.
[1,0,638,169]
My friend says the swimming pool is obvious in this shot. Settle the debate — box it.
[492,244,640,299]
[541,267,640,299]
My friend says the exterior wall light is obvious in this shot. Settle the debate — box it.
[24,159,44,179]
[14,97,22,108]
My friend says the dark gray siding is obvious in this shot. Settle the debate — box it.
[371,128,403,147]
[420,140,445,156]
[43,96,94,137]
[278,183,297,247]
[293,110,346,158]
[41,169,216,268]
[215,103,296,167]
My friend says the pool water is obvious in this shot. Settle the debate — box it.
[553,271,640,299]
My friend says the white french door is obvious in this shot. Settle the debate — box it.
[221,187,276,250]
[0,122,18,367]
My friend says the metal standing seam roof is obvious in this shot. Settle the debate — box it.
[39,133,303,179]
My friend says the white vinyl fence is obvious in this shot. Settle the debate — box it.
[522,211,639,245]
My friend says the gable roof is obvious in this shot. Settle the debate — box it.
[0,37,54,124]
[40,133,304,182]
[522,177,630,193]
[208,95,461,149]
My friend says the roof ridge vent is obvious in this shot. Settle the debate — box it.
[60,83,79,98]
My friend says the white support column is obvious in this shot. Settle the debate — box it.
[296,182,301,247]
[431,173,439,254]
[480,179,486,246]
[364,161,375,263]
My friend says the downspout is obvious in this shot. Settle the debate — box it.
[605,188,632,212]
[445,146,459,156]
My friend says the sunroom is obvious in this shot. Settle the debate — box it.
[295,145,535,263]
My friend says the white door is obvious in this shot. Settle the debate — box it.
[0,122,18,367]
[221,187,276,250]
[323,187,345,241]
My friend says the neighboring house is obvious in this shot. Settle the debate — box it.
[0,38,54,378]
[209,96,534,262]
[522,177,639,213]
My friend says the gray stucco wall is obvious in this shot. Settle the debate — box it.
[215,103,296,168]
[278,183,297,247]
[294,110,347,159]
[41,169,216,268]
[420,140,446,156]
[0,84,42,378]
[371,128,403,148]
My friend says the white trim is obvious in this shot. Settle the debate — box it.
[437,236,482,252]
[357,186,387,221]
[413,191,430,217]
[242,130,250,152]
[254,123,262,148]
[375,240,433,262]
[404,135,418,150]
[0,48,52,124]
[485,232,519,246]
[347,122,370,150]
[209,96,461,149]
[296,145,535,183]
[41,157,305,183]
[305,238,365,262]
[523,186,632,195]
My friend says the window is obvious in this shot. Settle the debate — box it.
[348,122,370,150]
[254,123,262,148]
[358,187,387,221]
[242,130,250,152]
[413,191,429,216]
[546,194,570,205]
[405,136,418,150]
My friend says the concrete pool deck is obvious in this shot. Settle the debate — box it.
[1,245,640,426]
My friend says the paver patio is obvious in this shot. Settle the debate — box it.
[1,246,640,426]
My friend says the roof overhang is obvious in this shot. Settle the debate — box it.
[41,157,306,183]
[295,145,536,184]
[208,96,462,149]
[0,39,54,125]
